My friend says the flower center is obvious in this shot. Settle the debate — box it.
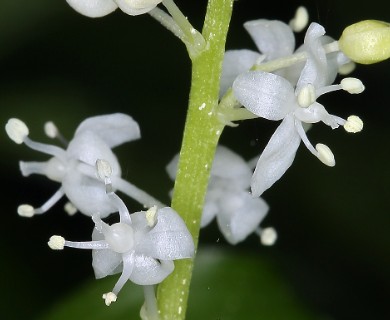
[105,222,135,253]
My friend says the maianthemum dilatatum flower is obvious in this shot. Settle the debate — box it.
[5,113,163,218]
[166,145,276,245]
[232,22,365,198]
[48,160,194,306]
[66,0,163,17]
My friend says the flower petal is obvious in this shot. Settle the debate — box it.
[66,0,118,18]
[233,71,296,120]
[251,115,301,197]
[220,49,262,97]
[133,207,194,260]
[130,255,174,285]
[115,0,162,16]
[92,229,122,279]
[217,191,269,245]
[75,113,140,148]
[244,19,295,60]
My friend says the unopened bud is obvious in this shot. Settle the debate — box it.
[339,20,390,64]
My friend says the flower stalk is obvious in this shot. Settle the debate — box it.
[156,0,234,319]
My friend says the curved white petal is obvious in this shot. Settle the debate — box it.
[220,50,262,97]
[133,207,194,260]
[217,191,269,245]
[92,229,122,279]
[251,115,301,197]
[296,22,327,91]
[130,255,174,285]
[211,145,252,189]
[244,19,295,60]
[75,113,141,148]
[66,0,118,18]
[233,71,296,120]
[165,153,179,180]
[115,0,162,16]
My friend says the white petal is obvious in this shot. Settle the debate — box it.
[115,0,162,16]
[133,207,194,260]
[211,145,252,189]
[92,229,122,279]
[244,19,295,60]
[251,115,301,197]
[66,0,118,18]
[75,113,140,148]
[217,191,269,245]
[165,153,179,180]
[233,71,296,120]
[130,255,174,285]
[220,50,262,97]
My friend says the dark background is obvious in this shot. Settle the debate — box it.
[1,0,389,319]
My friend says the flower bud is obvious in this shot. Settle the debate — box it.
[338,20,390,64]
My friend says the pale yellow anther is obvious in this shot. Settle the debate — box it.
[297,84,316,108]
[289,6,309,32]
[340,78,365,94]
[260,227,278,246]
[102,292,117,306]
[316,143,335,167]
[44,121,58,138]
[96,159,113,181]
[48,235,65,250]
[5,118,29,144]
[344,115,363,133]
[64,202,77,216]
[145,205,158,227]
[17,204,35,217]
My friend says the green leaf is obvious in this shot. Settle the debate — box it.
[39,247,316,320]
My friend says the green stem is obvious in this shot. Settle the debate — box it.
[156,0,234,319]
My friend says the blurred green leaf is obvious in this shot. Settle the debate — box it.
[39,247,316,320]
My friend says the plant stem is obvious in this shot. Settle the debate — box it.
[156,0,234,319]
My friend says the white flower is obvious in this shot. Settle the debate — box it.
[220,19,296,97]
[48,191,194,305]
[65,0,163,18]
[5,113,163,218]
[232,24,364,198]
[167,145,273,245]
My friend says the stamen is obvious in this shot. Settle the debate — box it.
[146,206,158,227]
[48,235,65,250]
[17,204,35,218]
[289,6,309,32]
[260,227,278,246]
[64,202,77,216]
[297,84,316,108]
[340,78,365,94]
[338,61,356,75]
[44,122,58,138]
[103,292,117,306]
[96,159,113,194]
[5,118,29,144]
[344,115,363,133]
[315,143,336,167]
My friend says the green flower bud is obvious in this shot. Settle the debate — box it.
[338,20,390,64]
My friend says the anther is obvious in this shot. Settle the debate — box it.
[48,235,65,250]
[316,143,336,167]
[5,118,29,144]
[260,227,278,246]
[102,292,117,306]
[289,6,309,32]
[44,121,58,139]
[145,206,158,227]
[297,84,316,108]
[344,115,363,133]
[340,77,365,94]
[17,204,35,217]
[64,202,77,216]
[96,159,113,193]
